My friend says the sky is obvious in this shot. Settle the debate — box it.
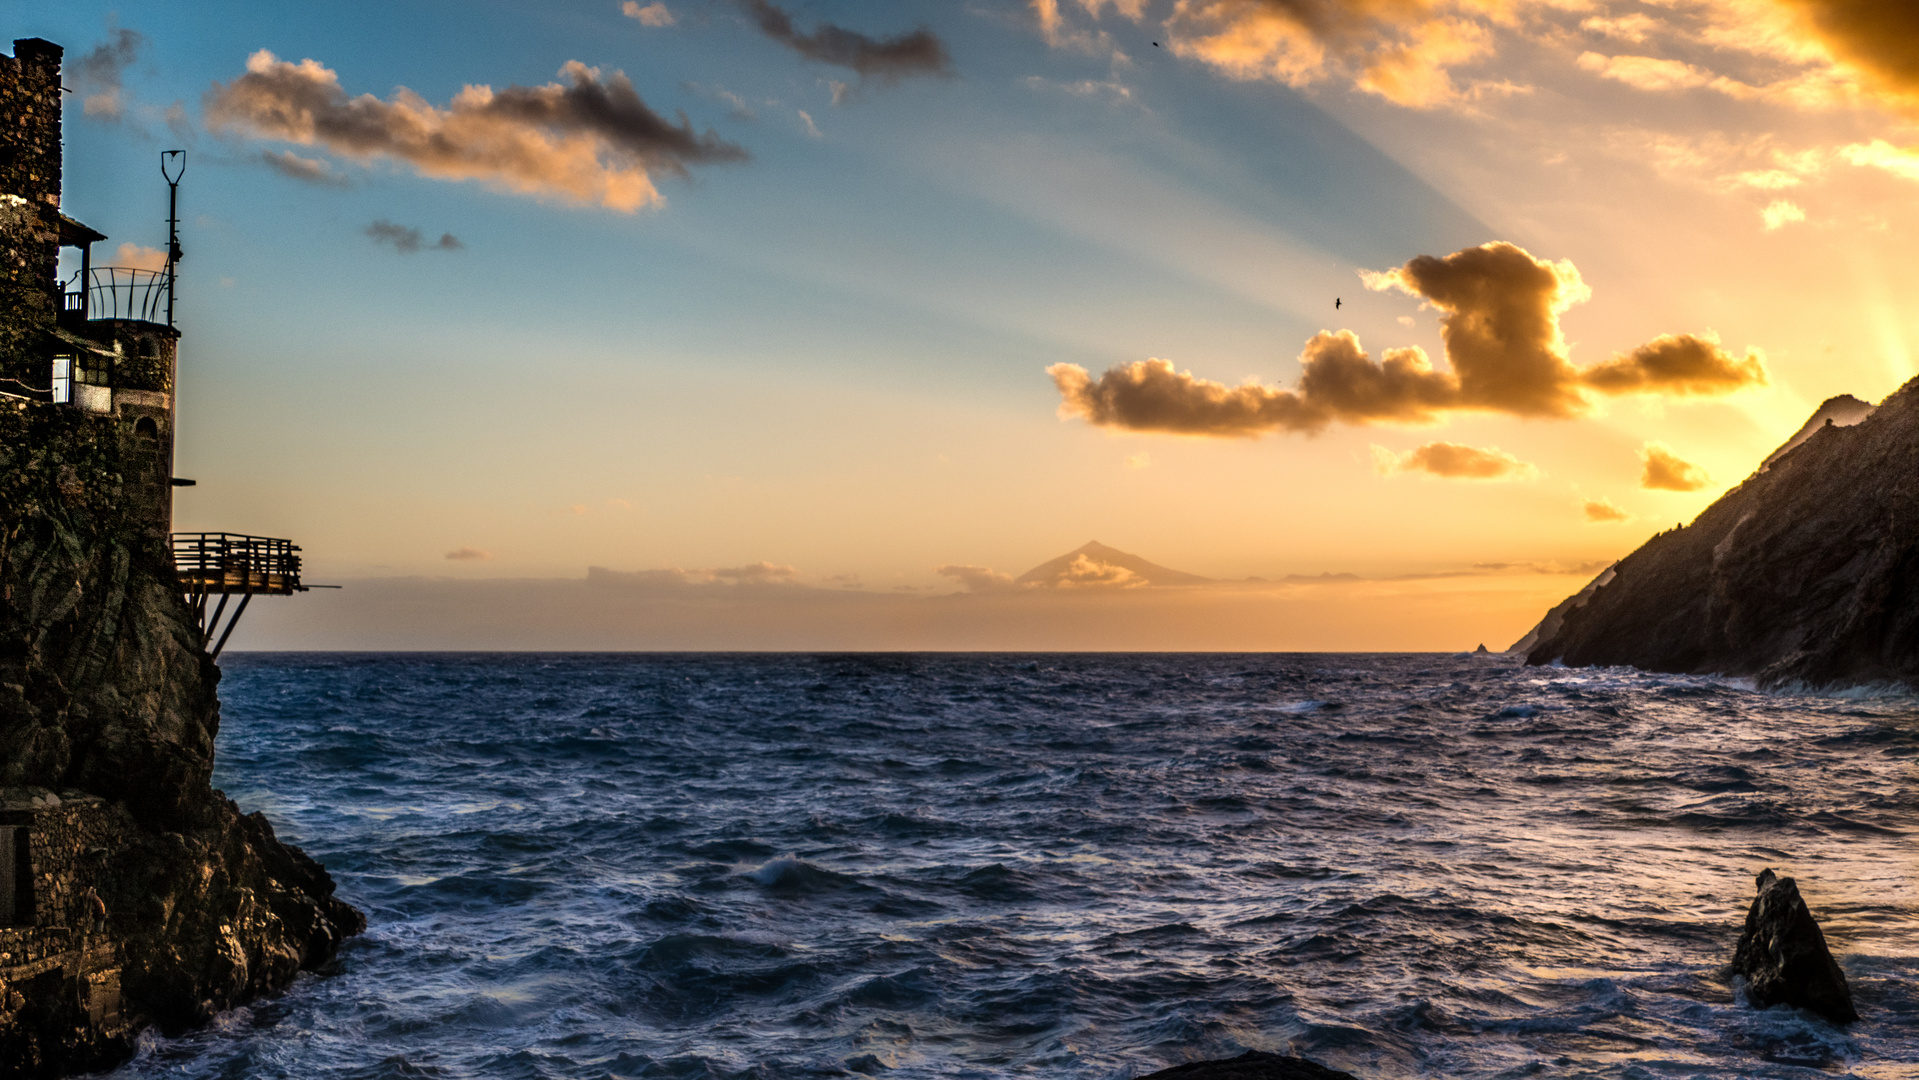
[21,0,1919,649]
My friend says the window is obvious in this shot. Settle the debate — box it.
[0,825,26,927]
[51,355,72,404]
[76,352,111,387]
[134,416,159,442]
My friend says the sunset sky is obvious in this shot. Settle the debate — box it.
[25,0,1919,648]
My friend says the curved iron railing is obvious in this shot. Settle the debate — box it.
[63,267,172,324]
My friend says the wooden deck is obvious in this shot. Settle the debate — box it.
[171,533,306,658]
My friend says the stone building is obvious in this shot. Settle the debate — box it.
[0,37,180,535]
[0,39,166,1069]
[0,38,354,1078]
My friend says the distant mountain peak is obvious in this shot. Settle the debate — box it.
[1016,541,1213,588]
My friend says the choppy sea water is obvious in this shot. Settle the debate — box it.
[107,653,1919,1080]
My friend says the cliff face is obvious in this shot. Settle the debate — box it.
[1527,377,1919,687]
[0,401,364,1076]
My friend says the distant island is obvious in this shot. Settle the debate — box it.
[1519,382,1919,688]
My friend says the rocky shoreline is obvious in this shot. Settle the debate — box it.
[0,401,363,1076]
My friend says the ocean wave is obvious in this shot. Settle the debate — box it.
[146,652,1919,1080]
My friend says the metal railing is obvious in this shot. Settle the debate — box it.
[172,533,306,659]
[61,267,173,325]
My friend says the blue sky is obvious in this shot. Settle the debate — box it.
[22,0,1919,646]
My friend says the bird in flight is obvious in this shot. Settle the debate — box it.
[1335,298,1342,310]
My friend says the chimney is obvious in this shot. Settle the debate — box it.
[8,38,64,211]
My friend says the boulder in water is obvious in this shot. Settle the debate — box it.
[1139,1050,1358,1080]
[1730,868,1858,1024]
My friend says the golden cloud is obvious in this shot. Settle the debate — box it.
[1051,242,1767,438]
[1033,0,1919,129]
[205,51,746,211]
[112,243,169,272]
[623,1,676,27]
[1581,497,1630,522]
[1577,52,1715,93]
[935,564,1018,592]
[1841,139,1919,180]
[1640,442,1711,491]
[1159,0,1510,108]
[1373,441,1536,479]
[1054,554,1147,588]
[445,546,492,561]
[1579,332,1768,395]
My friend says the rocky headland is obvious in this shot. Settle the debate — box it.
[1523,380,1919,687]
[0,401,363,1076]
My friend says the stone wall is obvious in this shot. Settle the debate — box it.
[0,794,129,1074]
[0,40,60,392]
[0,40,61,211]
[1,795,118,933]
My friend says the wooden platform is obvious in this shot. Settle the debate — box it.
[171,533,305,657]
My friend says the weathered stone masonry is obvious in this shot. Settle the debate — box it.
[0,38,364,1078]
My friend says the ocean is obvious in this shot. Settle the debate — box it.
[107,653,1919,1079]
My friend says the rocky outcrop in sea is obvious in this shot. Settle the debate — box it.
[0,402,363,1076]
[1524,379,1919,687]
[1730,869,1857,1025]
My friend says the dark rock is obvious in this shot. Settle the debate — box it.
[1507,564,1613,654]
[1525,376,1919,687]
[1730,869,1857,1025]
[0,401,364,1075]
[1761,394,1875,471]
[1139,1050,1359,1080]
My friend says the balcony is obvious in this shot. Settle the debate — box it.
[172,533,308,659]
[59,267,173,328]
[173,533,305,596]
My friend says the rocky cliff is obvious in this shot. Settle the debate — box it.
[1526,378,1919,687]
[0,400,363,1076]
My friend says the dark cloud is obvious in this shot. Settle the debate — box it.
[589,562,800,586]
[1049,356,1324,435]
[1052,242,1769,438]
[444,546,491,560]
[1640,442,1711,491]
[262,149,351,187]
[712,561,800,582]
[206,52,746,211]
[1367,241,1592,418]
[366,220,463,253]
[737,0,952,79]
[1375,441,1536,479]
[1782,0,1919,110]
[74,25,147,121]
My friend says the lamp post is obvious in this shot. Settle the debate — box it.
[161,150,184,328]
